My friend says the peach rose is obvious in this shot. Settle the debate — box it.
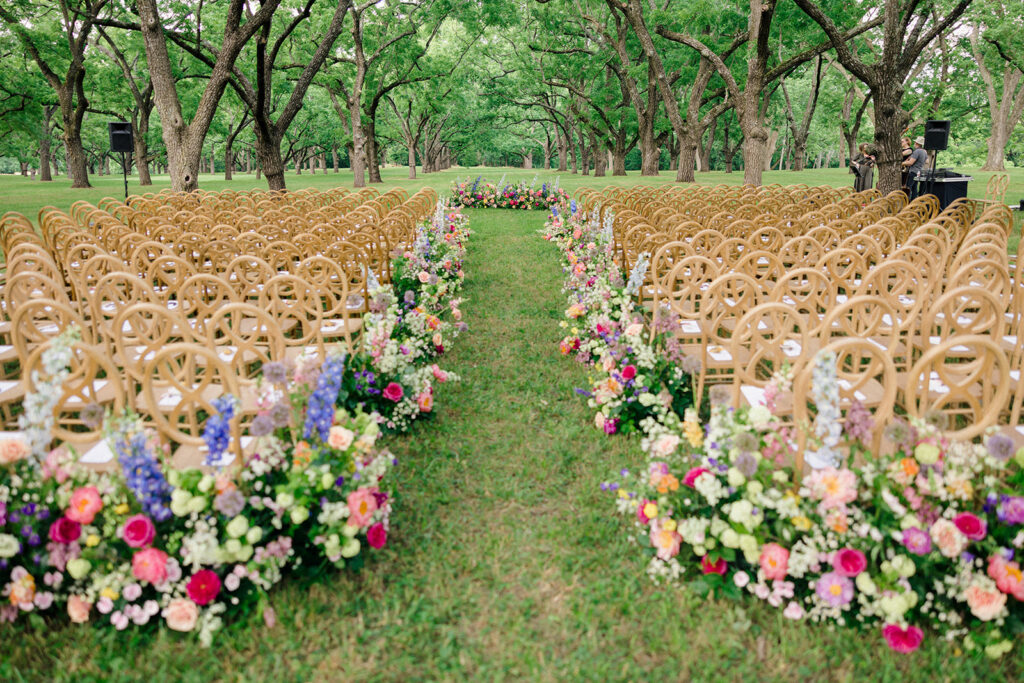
[759,543,790,581]
[929,519,967,559]
[163,598,199,632]
[132,547,169,585]
[67,595,91,623]
[651,434,680,457]
[327,426,354,451]
[649,519,682,560]
[965,583,1007,621]
[347,488,378,527]
[417,270,430,283]
[0,436,29,465]
[417,392,433,413]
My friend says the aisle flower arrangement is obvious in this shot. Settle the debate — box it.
[450,175,570,210]
[608,365,1024,659]
[543,200,694,438]
[0,202,470,644]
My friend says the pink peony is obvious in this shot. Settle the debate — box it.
[953,512,986,541]
[417,391,433,413]
[186,569,221,606]
[929,519,967,558]
[163,598,198,632]
[759,543,790,581]
[132,547,169,585]
[48,516,82,544]
[67,595,91,624]
[683,467,710,488]
[988,555,1024,600]
[804,467,857,510]
[367,522,387,549]
[431,364,448,382]
[382,382,404,402]
[347,488,379,527]
[882,624,923,653]
[832,548,868,577]
[122,514,155,548]
[649,519,682,561]
[901,527,931,555]
[700,555,727,575]
[66,486,103,525]
[965,583,1007,621]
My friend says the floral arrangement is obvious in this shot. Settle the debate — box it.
[607,353,1024,659]
[450,175,570,210]
[0,202,471,645]
[543,200,694,438]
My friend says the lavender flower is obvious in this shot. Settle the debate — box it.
[986,434,1015,461]
[735,452,758,478]
[303,354,346,442]
[115,431,173,522]
[843,399,874,446]
[261,361,289,385]
[250,414,275,437]
[80,403,105,430]
[269,401,291,428]
[214,489,246,517]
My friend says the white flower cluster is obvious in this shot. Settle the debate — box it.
[19,326,80,463]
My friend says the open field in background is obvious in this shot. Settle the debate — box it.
[1,166,1021,253]
[3,209,1019,681]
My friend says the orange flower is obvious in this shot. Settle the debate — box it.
[900,457,920,478]
[656,473,680,494]
[293,440,313,467]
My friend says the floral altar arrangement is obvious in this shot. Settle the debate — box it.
[450,174,571,210]
[0,202,470,645]
[606,351,1024,659]
[542,200,695,439]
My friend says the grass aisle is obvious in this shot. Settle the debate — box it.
[4,209,1017,681]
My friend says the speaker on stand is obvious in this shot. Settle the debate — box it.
[922,120,950,199]
[108,122,134,199]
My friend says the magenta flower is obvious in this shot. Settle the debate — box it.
[953,512,986,540]
[832,548,867,577]
[901,527,932,555]
[882,623,923,653]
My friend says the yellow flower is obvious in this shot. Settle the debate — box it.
[643,502,658,519]
[683,421,703,448]
[663,518,677,532]
[114,503,130,515]
[791,516,813,531]
[100,587,119,601]
[85,534,100,547]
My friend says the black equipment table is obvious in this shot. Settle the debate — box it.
[915,169,972,210]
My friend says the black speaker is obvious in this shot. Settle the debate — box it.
[924,120,950,151]
[108,121,133,153]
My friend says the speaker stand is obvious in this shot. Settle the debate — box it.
[120,151,129,200]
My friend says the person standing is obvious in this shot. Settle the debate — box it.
[849,143,876,192]
[900,136,913,191]
[902,136,928,199]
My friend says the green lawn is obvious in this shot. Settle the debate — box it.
[2,208,1019,681]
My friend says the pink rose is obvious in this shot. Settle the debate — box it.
[67,595,91,623]
[382,382,404,402]
[367,522,387,549]
[929,519,967,558]
[163,598,198,632]
[988,555,1024,600]
[882,624,923,653]
[132,547,169,585]
[953,512,986,541]
[965,583,1007,621]
[431,364,447,382]
[122,514,155,548]
[186,569,221,606]
[327,426,355,450]
[0,436,29,465]
[347,488,379,527]
[759,543,790,581]
[683,467,710,488]
[48,516,82,544]
[417,270,430,283]
[621,365,636,380]
[700,555,727,575]
[66,486,103,525]
[832,548,867,577]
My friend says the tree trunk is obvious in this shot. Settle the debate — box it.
[639,125,660,176]
[133,118,152,186]
[39,137,52,182]
[224,144,234,181]
[523,150,533,169]
[542,136,552,169]
[983,130,1008,171]
[677,133,698,183]
[698,116,717,172]
[350,99,366,187]
[611,136,626,176]
[332,144,340,173]
[255,127,288,189]
[592,132,606,177]
[63,126,91,188]
[556,131,568,171]
[872,82,909,194]
[366,118,382,183]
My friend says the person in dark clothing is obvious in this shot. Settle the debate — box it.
[902,136,928,199]
[849,143,876,192]
[900,136,913,191]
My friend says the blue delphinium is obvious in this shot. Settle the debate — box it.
[570,199,577,214]
[202,395,238,466]
[303,354,346,442]
[116,431,173,522]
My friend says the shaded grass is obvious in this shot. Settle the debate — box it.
[1,209,1021,681]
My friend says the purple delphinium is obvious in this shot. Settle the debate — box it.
[303,355,346,442]
[202,395,237,466]
[115,431,173,522]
